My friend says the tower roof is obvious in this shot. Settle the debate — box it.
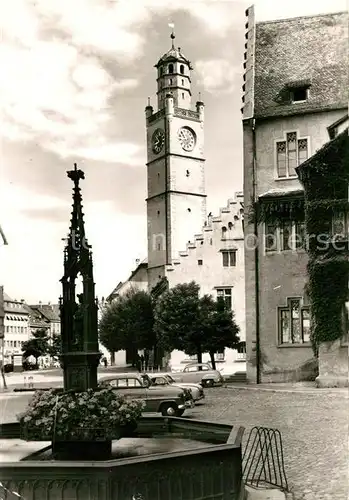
[155,32,192,69]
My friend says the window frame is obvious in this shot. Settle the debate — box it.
[221,250,237,267]
[290,86,309,103]
[264,220,307,254]
[216,287,233,310]
[274,130,310,179]
[277,297,311,346]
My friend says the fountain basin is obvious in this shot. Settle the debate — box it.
[0,416,244,500]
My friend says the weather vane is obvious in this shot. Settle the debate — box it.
[168,22,175,47]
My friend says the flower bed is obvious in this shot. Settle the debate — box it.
[18,387,144,442]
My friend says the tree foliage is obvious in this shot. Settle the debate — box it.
[22,329,50,361]
[49,333,62,360]
[154,281,240,367]
[98,288,155,363]
[201,295,240,369]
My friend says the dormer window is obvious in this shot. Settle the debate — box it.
[168,64,174,74]
[290,86,308,103]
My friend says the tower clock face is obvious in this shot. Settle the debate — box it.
[178,127,196,152]
[152,128,165,154]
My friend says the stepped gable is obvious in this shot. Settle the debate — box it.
[166,192,244,271]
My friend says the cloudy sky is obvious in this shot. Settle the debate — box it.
[0,0,346,304]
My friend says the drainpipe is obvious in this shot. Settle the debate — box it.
[252,118,261,384]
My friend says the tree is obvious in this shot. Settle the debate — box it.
[154,282,205,362]
[22,329,50,366]
[99,288,155,366]
[201,296,240,369]
[50,333,62,361]
[154,282,240,369]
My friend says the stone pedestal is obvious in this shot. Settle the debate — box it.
[61,352,101,391]
[315,339,348,388]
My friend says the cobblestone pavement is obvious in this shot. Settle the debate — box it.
[0,386,347,500]
[187,387,348,500]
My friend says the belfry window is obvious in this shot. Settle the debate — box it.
[180,64,185,74]
[168,64,174,74]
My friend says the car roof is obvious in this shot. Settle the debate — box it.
[184,363,211,367]
[101,373,141,379]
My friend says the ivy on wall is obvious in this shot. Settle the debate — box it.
[248,195,305,225]
[300,130,349,349]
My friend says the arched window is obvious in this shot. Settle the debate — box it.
[221,226,227,239]
[168,64,174,74]
[228,222,233,230]
[180,64,185,74]
[160,67,163,76]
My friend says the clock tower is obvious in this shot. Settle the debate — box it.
[145,32,207,289]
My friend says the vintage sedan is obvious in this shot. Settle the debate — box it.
[145,373,205,403]
[169,363,224,387]
[99,373,194,417]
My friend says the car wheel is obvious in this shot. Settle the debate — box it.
[161,403,178,416]
[175,409,185,417]
[203,379,214,387]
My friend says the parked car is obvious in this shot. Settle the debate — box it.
[145,373,205,403]
[170,363,224,387]
[99,373,194,417]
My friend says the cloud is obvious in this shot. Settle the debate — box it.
[195,59,239,94]
[0,0,145,163]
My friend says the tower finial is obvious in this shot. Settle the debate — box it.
[168,23,175,48]
[198,92,201,101]
[147,96,151,106]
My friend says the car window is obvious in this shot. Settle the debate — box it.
[126,378,142,387]
[153,377,167,385]
[108,378,142,387]
[185,366,199,372]
[165,375,175,383]
[106,379,118,387]
[201,365,209,371]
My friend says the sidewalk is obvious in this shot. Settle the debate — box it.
[224,381,348,395]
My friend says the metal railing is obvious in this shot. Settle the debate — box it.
[242,426,288,491]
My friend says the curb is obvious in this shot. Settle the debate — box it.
[222,384,348,395]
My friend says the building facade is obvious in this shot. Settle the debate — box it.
[3,293,30,360]
[242,7,348,382]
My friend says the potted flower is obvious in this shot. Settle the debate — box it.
[18,388,144,459]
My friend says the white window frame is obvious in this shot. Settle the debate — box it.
[264,221,307,255]
[216,287,233,310]
[274,130,310,180]
[290,87,309,104]
[277,297,311,345]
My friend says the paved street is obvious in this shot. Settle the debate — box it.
[0,386,347,500]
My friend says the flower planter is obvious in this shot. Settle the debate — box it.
[21,423,138,460]
[52,439,113,460]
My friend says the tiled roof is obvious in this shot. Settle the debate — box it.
[254,12,348,118]
[29,304,60,322]
[3,294,29,314]
[156,46,192,68]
